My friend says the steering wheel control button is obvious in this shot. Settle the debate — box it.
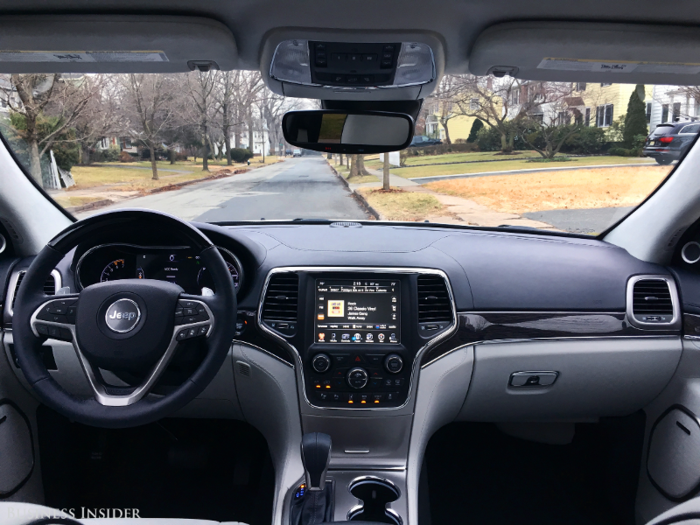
[176,323,211,341]
[385,354,404,374]
[175,300,210,325]
[347,367,369,389]
[312,354,332,373]
[104,299,141,334]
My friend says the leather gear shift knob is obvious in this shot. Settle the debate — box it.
[301,432,332,491]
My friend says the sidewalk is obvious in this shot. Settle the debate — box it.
[356,167,558,230]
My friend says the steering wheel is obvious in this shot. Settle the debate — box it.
[12,210,237,428]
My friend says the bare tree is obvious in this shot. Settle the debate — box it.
[450,76,535,152]
[429,75,461,144]
[186,71,218,171]
[73,76,124,164]
[9,74,96,184]
[119,74,179,180]
[257,88,302,157]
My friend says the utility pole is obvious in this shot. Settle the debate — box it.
[383,152,391,190]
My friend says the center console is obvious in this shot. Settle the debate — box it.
[260,268,455,410]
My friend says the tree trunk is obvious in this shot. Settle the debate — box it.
[222,103,233,165]
[500,132,514,153]
[443,121,452,145]
[350,154,359,178]
[202,132,209,172]
[383,153,391,190]
[149,145,159,180]
[81,144,91,165]
[169,149,176,164]
[28,139,43,186]
[338,153,343,165]
[357,155,367,176]
[248,111,254,157]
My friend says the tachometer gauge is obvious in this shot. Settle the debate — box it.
[100,259,128,282]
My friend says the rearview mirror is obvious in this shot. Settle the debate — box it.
[282,110,414,154]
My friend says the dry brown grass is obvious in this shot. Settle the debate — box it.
[425,165,673,214]
[358,187,444,221]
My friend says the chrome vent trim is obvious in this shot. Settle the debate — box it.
[262,272,299,323]
[8,269,61,317]
[626,275,680,330]
[417,274,453,323]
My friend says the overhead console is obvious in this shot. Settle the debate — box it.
[261,30,444,101]
[258,268,456,409]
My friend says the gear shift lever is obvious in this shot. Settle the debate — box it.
[291,433,334,525]
[301,432,332,490]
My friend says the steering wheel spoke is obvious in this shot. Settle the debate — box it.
[174,295,215,341]
[72,323,183,407]
[31,295,80,342]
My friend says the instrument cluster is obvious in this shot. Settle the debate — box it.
[76,244,244,295]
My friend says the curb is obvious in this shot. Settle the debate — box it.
[65,198,114,213]
[326,160,382,220]
[412,162,661,183]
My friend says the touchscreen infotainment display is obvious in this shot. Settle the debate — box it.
[315,279,400,344]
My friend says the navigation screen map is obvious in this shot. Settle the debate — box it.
[315,279,400,344]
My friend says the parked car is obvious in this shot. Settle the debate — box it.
[408,135,443,147]
[285,148,292,156]
[292,148,302,157]
[643,121,700,165]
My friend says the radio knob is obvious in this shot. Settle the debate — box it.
[347,367,369,389]
[312,354,331,373]
[385,354,404,374]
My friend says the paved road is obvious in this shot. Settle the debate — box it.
[523,206,634,234]
[93,157,368,222]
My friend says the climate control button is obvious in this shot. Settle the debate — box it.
[347,367,369,389]
[385,354,404,374]
[312,354,331,373]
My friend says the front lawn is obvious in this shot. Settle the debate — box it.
[357,188,444,221]
[425,165,672,214]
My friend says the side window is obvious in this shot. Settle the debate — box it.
[679,124,700,134]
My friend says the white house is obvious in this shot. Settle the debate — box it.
[647,85,700,130]
[238,127,271,156]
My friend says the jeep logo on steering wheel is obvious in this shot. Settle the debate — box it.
[105,299,141,333]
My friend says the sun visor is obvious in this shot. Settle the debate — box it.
[0,16,237,73]
[470,22,700,85]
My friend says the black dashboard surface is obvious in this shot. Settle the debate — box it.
[1,222,675,330]
[217,223,670,313]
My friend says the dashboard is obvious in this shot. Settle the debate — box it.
[0,220,689,418]
[76,244,244,294]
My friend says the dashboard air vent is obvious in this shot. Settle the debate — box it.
[11,271,57,311]
[417,275,453,325]
[330,222,362,228]
[631,278,675,324]
[262,272,299,336]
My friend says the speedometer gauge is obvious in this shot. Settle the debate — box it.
[100,259,128,282]
[197,262,240,290]
[196,248,243,293]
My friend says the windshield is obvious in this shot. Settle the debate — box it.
[2,73,688,235]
